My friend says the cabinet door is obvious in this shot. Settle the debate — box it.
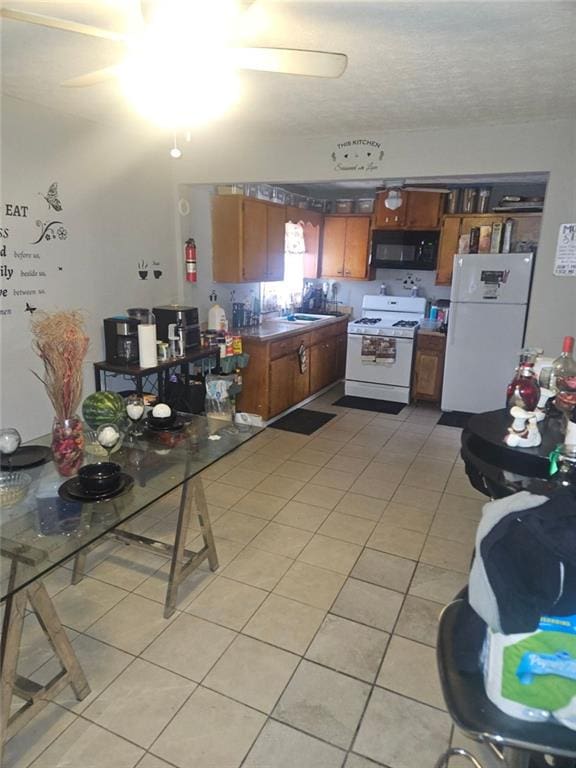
[266,203,286,281]
[291,350,310,404]
[269,351,310,416]
[269,355,294,416]
[405,192,443,229]
[436,216,461,286]
[320,217,346,277]
[412,348,444,402]
[374,190,408,228]
[335,333,347,379]
[343,216,371,278]
[212,196,242,282]
[243,199,269,281]
[310,338,337,393]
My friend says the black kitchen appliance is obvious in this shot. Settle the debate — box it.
[371,230,439,270]
[103,316,141,364]
[153,305,200,351]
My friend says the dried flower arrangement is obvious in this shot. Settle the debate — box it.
[31,310,90,420]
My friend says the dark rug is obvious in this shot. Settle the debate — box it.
[271,409,336,435]
[438,411,473,428]
[332,396,405,415]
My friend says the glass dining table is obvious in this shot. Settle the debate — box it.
[0,415,261,759]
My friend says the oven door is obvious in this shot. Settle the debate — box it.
[345,334,414,386]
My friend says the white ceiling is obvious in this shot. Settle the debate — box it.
[1,0,575,137]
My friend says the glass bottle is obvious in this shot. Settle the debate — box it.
[552,336,576,415]
[506,350,540,412]
[557,406,576,485]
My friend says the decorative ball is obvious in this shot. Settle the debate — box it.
[152,403,172,419]
[97,425,120,448]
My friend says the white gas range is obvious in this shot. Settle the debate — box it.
[345,295,427,403]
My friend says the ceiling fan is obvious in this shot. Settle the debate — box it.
[376,182,449,211]
[0,1,348,89]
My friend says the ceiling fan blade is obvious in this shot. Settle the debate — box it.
[230,47,347,78]
[403,186,450,193]
[0,8,125,42]
[61,66,119,88]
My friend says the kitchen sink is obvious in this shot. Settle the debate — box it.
[269,313,334,324]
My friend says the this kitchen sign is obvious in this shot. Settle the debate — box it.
[553,223,576,277]
[0,181,67,319]
[331,138,384,172]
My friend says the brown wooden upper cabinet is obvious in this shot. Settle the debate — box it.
[320,215,371,279]
[212,195,286,283]
[374,190,443,230]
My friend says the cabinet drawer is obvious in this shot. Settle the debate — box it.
[269,333,310,360]
[417,333,446,352]
[310,324,339,345]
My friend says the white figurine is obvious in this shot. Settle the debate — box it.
[535,387,555,422]
[504,406,542,448]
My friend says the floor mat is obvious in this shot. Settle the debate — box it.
[332,396,405,415]
[270,409,336,435]
[437,411,473,428]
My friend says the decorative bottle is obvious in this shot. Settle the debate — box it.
[506,352,540,412]
[552,336,576,415]
[557,407,576,485]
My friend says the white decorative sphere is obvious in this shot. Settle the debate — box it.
[152,404,172,419]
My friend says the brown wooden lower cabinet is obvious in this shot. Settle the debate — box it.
[310,338,337,393]
[237,319,348,419]
[270,353,310,416]
[412,332,446,403]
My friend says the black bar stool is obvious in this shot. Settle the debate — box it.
[434,597,576,768]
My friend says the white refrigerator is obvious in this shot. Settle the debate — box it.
[441,252,534,414]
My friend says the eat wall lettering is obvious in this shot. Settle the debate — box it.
[4,204,29,217]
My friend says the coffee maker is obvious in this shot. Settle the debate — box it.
[103,316,140,364]
[153,306,200,352]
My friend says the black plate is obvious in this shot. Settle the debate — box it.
[58,472,134,503]
[0,445,51,470]
[145,417,186,433]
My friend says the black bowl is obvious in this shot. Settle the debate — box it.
[78,462,122,493]
[147,410,176,428]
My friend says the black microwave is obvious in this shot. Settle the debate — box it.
[371,230,439,270]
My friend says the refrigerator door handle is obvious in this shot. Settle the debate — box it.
[447,303,457,347]
[451,253,463,300]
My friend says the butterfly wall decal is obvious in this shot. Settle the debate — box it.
[25,302,37,314]
[40,182,63,212]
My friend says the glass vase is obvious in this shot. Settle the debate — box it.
[51,415,84,477]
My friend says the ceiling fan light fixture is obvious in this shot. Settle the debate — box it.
[384,188,403,211]
[118,42,240,129]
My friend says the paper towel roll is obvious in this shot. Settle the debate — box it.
[138,323,157,368]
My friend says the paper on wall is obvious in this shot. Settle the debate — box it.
[553,223,576,276]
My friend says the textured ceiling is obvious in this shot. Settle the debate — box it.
[1,0,575,136]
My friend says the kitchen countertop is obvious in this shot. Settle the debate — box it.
[240,314,349,342]
[417,329,446,338]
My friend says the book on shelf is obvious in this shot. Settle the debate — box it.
[490,222,504,253]
[478,225,492,253]
[468,227,481,254]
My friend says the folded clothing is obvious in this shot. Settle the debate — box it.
[469,488,576,635]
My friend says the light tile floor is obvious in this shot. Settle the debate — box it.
[7,383,493,768]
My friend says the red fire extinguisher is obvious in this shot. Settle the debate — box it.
[185,238,197,282]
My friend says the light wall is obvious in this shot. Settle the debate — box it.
[172,119,576,354]
[1,97,179,439]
